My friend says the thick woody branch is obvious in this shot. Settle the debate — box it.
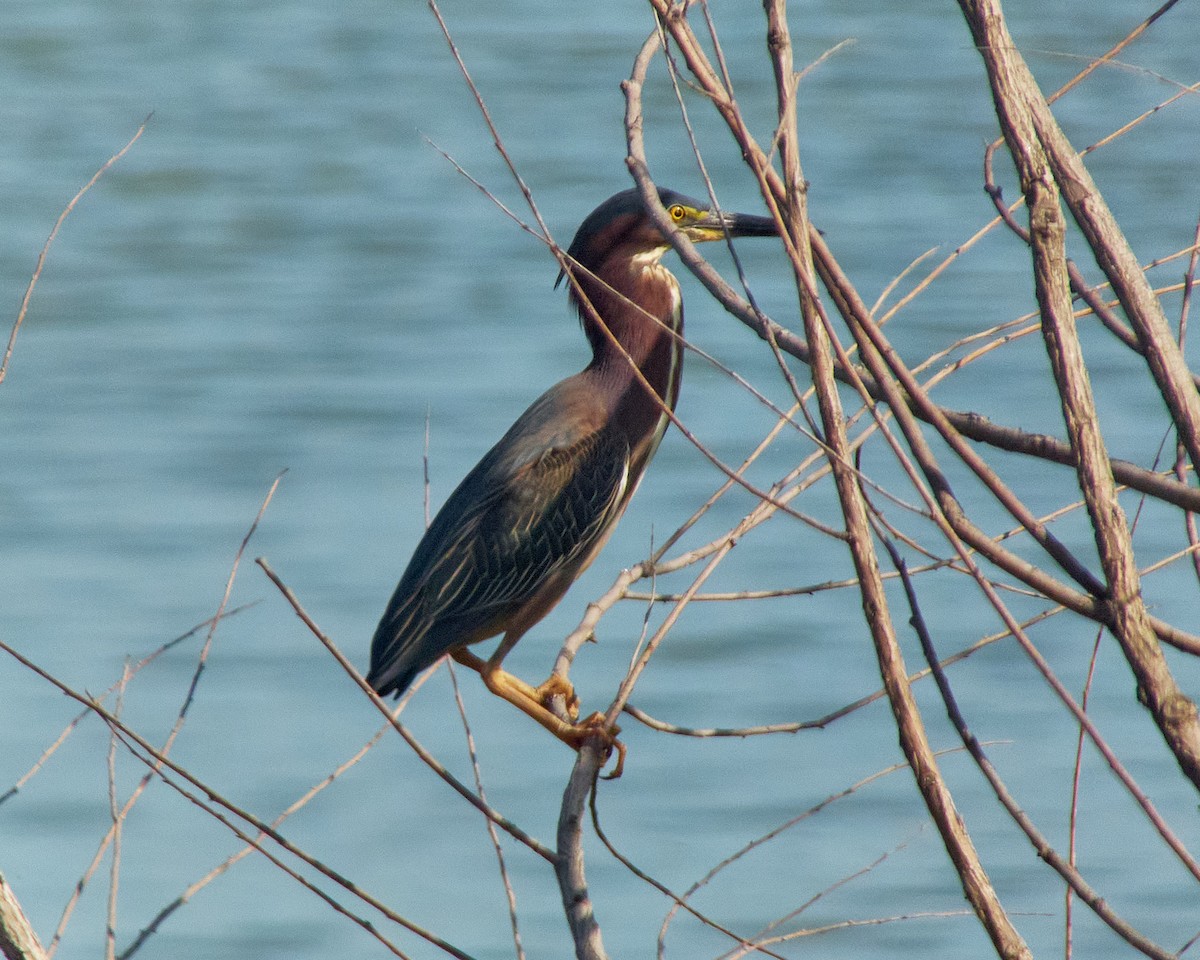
[642,0,1200,524]
[756,5,1031,956]
[956,0,1200,790]
[891,547,1184,960]
[556,750,609,960]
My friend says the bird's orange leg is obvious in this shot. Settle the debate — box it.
[450,645,580,720]
[449,645,624,777]
[450,648,543,701]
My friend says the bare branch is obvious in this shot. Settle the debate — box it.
[0,636,474,960]
[959,0,1200,475]
[556,752,607,960]
[255,557,556,863]
[448,666,527,960]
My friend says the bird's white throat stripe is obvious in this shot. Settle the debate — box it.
[629,246,671,269]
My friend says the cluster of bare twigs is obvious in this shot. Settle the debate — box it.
[581,1,1200,959]
[3,1,1200,959]
[546,0,1200,956]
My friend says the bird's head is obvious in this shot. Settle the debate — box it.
[556,187,777,291]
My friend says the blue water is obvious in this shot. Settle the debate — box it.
[3,1,1199,958]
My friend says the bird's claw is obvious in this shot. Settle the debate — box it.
[567,711,626,780]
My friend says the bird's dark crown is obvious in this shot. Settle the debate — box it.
[563,187,702,278]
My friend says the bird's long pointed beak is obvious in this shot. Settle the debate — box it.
[688,208,778,242]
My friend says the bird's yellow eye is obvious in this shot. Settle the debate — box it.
[668,204,687,222]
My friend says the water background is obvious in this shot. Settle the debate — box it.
[2,1,1199,958]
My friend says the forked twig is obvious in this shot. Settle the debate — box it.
[0,603,257,809]
[47,475,283,956]
[119,707,411,959]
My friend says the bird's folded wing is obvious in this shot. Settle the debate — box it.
[369,429,630,683]
[415,429,629,622]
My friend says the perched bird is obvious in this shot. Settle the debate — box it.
[367,186,776,755]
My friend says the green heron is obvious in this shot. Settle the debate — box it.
[368,186,776,757]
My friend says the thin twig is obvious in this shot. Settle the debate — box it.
[970,1,1200,474]
[447,666,526,960]
[642,5,1200,521]
[0,637,473,960]
[658,760,917,956]
[637,4,1200,671]
[1176,213,1200,586]
[0,603,257,808]
[1065,629,1103,960]
[48,476,283,956]
[119,708,406,959]
[1,116,150,386]
[254,557,555,863]
[958,0,1200,789]
[109,735,418,960]
[764,0,1030,952]
[719,841,917,960]
[104,663,131,960]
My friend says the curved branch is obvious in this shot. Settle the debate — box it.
[635,2,1200,661]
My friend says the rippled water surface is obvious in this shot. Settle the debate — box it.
[3,1,1199,958]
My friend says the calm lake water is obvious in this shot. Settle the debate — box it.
[3,1,1199,958]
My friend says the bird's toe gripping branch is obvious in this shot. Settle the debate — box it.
[450,648,624,776]
[534,671,581,722]
[567,711,626,780]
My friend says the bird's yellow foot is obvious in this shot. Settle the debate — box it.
[565,712,626,779]
[535,673,581,722]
